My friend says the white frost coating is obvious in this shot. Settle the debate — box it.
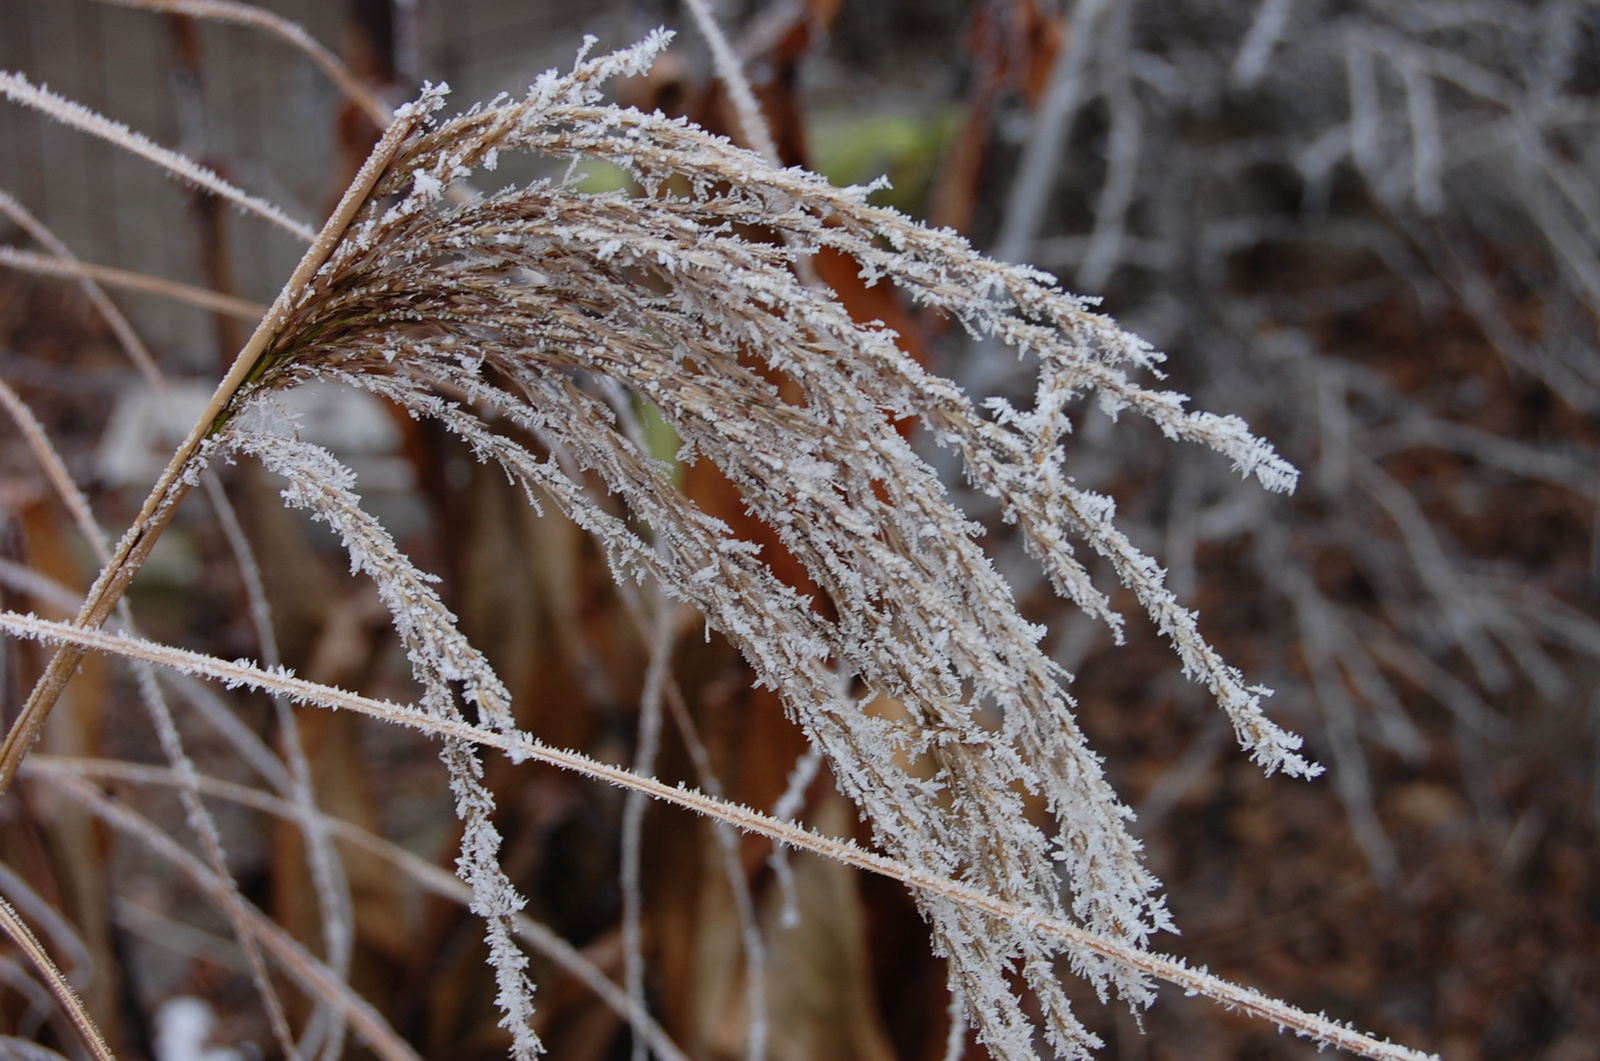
[0,610,1434,1061]
[223,427,541,1061]
[154,34,1349,1061]
[0,72,315,243]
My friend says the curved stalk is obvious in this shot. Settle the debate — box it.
[0,611,1438,1061]
[0,897,117,1061]
[0,103,420,799]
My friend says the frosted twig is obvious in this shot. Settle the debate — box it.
[1076,4,1140,293]
[1231,0,1295,89]
[943,981,968,1061]
[0,72,315,242]
[995,0,1114,263]
[1346,40,1384,179]
[0,612,1439,1061]
[223,429,539,1058]
[201,473,354,1061]
[1269,548,1398,884]
[721,796,769,1061]
[1400,63,1444,214]
[0,898,115,1061]
[1353,27,1526,109]
[613,577,770,1061]
[135,655,305,1061]
[766,748,822,929]
[621,597,673,1061]
[0,379,103,552]
[769,748,821,826]
[681,0,780,165]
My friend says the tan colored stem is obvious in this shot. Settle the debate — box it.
[0,246,266,321]
[0,105,420,800]
[0,378,110,563]
[0,896,118,1061]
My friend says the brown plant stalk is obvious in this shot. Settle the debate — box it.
[0,100,420,798]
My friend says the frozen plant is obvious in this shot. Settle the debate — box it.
[0,18,1436,1061]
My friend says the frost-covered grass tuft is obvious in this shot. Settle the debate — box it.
[0,19,1442,1061]
[207,34,1310,1060]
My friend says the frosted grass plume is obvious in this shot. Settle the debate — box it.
[145,32,1325,1060]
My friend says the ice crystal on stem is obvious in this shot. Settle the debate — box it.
[177,33,1320,1061]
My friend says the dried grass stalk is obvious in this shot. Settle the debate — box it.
[0,247,266,321]
[0,898,116,1061]
[0,30,1441,1061]
[0,611,1430,1061]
